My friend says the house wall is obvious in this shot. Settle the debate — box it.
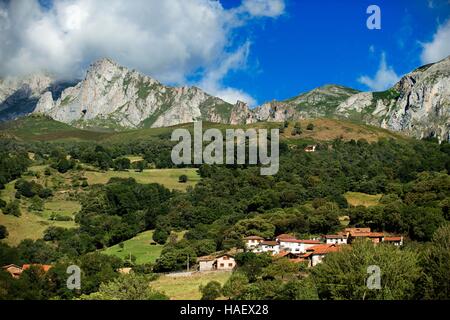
[279,241,316,253]
[216,256,236,270]
[311,254,325,267]
[199,260,215,271]
[245,239,262,249]
[279,241,303,253]
[260,244,280,254]
[325,238,347,245]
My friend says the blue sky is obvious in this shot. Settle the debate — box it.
[220,0,450,102]
[2,0,450,106]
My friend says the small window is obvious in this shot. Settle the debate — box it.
[223,256,229,260]
[220,263,224,267]
[228,263,233,267]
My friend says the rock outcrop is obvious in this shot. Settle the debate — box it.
[335,56,450,142]
[34,58,238,129]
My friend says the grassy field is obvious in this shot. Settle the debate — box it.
[345,192,382,207]
[0,211,77,246]
[0,172,80,245]
[0,162,198,245]
[0,115,409,144]
[151,271,232,300]
[102,230,163,265]
[282,118,407,143]
[0,115,112,141]
[84,168,200,190]
[102,230,186,264]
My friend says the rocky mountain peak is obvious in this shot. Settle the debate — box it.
[1,56,449,142]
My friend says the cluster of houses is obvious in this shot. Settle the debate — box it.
[197,227,403,271]
[243,227,403,267]
[2,228,403,277]
[1,264,52,279]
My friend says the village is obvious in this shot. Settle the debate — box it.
[197,227,403,272]
[2,227,404,279]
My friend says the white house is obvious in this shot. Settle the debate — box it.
[383,236,403,246]
[323,234,348,245]
[216,254,236,271]
[243,236,264,250]
[257,241,280,255]
[303,244,341,267]
[278,239,321,254]
[197,255,216,271]
[197,253,237,271]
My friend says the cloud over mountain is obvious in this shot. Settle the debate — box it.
[0,0,285,105]
[358,53,400,91]
[421,19,450,64]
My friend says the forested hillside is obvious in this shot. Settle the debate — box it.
[1,120,449,300]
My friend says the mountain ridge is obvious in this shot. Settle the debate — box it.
[0,56,449,141]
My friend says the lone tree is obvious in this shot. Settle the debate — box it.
[0,225,8,239]
[200,281,222,300]
[3,200,21,217]
[179,174,188,183]
[307,123,314,130]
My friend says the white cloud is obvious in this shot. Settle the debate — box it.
[0,0,285,105]
[358,53,400,91]
[197,41,257,106]
[241,0,285,18]
[421,19,450,64]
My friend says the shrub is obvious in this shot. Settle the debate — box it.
[3,201,21,217]
[200,281,222,300]
[153,228,169,244]
[0,225,8,239]
[178,175,188,183]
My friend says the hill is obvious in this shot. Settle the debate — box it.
[0,115,408,143]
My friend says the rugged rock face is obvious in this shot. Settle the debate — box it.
[250,85,360,123]
[335,56,450,142]
[34,58,238,129]
[0,73,53,120]
[384,58,450,142]
[1,56,449,141]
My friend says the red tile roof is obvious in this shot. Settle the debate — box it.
[306,244,342,255]
[384,236,402,241]
[323,234,346,239]
[276,234,296,240]
[22,264,52,272]
[261,241,278,246]
[275,250,290,257]
[243,236,264,240]
[197,255,216,262]
[350,232,384,238]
